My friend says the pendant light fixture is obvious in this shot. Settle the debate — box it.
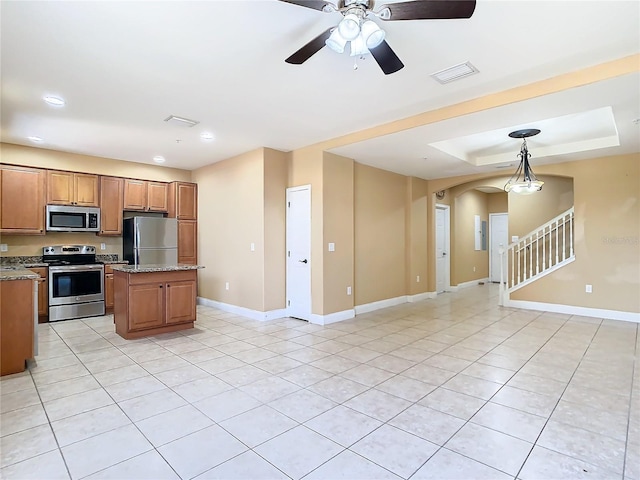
[504,129,544,195]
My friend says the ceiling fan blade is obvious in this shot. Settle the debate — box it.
[285,28,333,65]
[369,40,404,75]
[278,0,335,12]
[377,0,476,21]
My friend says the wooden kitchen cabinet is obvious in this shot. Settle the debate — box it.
[30,267,49,321]
[0,278,35,376]
[168,182,197,220]
[123,179,168,212]
[0,165,46,235]
[178,220,197,265]
[104,265,115,312]
[47,170,99,206]
[99,176,124,235]
[114,269,196,339]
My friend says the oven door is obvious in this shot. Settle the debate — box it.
[48,264,105,306]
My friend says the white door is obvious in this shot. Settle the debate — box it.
[435,205,450,294]
[286,186,312,321]
[490,213,509,283]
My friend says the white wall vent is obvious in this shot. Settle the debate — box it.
[164,115,200,127]
[431,61,479,84]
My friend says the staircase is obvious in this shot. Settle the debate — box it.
[499,207,575,306]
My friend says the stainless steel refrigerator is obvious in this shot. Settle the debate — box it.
[123,217,178,266]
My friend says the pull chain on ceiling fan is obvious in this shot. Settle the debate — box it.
[280,0,476,75]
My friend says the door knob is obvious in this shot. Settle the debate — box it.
[299,259,308,264]
[442,252,447,256]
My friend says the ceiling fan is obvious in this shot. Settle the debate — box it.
[280,0,476,75]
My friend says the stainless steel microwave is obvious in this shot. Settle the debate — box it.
[46,205,100,232]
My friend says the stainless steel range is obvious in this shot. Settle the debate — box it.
[43,245,105,322]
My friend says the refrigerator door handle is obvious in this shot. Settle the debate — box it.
[135,225,141,266]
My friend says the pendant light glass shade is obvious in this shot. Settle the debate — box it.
[338,13,361,40]
[350,33,369,56]
[361,20,385,48]
[325,29,347,53]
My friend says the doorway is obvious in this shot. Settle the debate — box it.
[435,204,450,294]
[489,213,509,283]
[286,186,312,321]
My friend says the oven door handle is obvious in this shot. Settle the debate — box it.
[49,264,105,272]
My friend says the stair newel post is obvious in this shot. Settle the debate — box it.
[511,246,515,289]
[542,225,546,270]
[535,230,540,275]
[529,237,533,279]
[569,209,574,257]
[555,219,559,266]
[562,215,566,261]
[517,242,521,285]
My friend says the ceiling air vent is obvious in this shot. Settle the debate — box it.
[164,115,200,128]
[431,61,478,84]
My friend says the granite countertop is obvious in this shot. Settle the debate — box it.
[111,264,204,273]
[0,267,40,281]
[100,260,129,265]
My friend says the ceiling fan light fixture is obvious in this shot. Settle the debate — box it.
[361,20,385,49]
[338,13,361,40]
[325,29,347,53]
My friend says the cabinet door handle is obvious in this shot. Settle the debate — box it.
[167,284,171,287]
[159,285,163,288]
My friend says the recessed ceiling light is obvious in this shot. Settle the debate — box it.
[153,156,166,164]
[200,132,214,142]
[43,95,65,107]
[27,136,44,143]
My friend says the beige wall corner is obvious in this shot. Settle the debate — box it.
[407,177,429,296]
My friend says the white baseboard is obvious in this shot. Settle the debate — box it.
[355,296,408,315]
[448,278,489,292]
[408,291,437,302]
[308,309,356,326]
[504,299,640,323]
[197,297,287,322]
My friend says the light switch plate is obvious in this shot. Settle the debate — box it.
[328,243,335,252]
[0,244,7,252]
[100,243,106,250]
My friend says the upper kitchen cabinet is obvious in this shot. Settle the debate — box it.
[0,165,46,235]
[168,182,197,220]
[99,176,124,236]
[123,179,168,212]
[47,171,99,206]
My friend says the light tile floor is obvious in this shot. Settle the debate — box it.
[1,284,638,479]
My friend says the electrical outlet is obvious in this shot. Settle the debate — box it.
[250,243,255,252]
[100,243,106,250]
[416,275,420,283]
[347,286,352,295]
[328,243,335,252]
[473,266,476,272]
[225,282,230,290]
[585,284,592,293]
[0,244,8,252]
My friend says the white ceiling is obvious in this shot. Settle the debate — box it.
[1,0,639,179]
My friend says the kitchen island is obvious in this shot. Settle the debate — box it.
[112,264,204,339]
[0,267,38,376]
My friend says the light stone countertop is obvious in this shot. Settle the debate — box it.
[0,267,40,281]
[111,264,204,273]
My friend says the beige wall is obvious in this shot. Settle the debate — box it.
[354,163,407,305]
[263,149,288,312]
[488,192,508,213]
[191,149,265,311]
[322,153,354,315]
[451,189,489,285]
[512,154,639,313]
[407,177,429,296]
[0,142,191,258]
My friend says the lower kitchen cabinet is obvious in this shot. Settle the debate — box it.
[0,279,35,376]
[113,269,196,339]
[104,265,114,312]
